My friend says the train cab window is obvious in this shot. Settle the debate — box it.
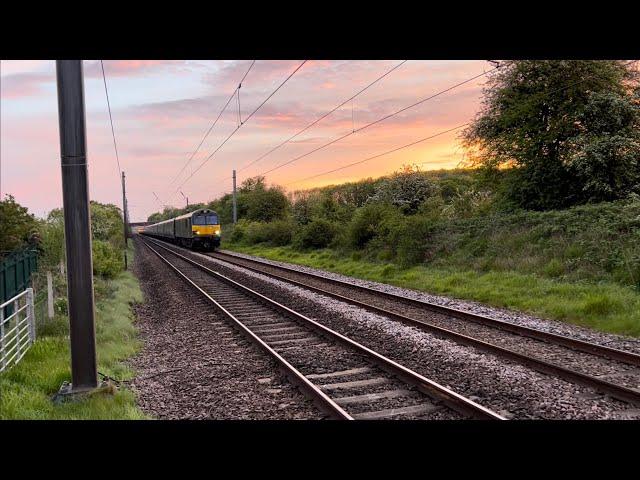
[193,214,219,225]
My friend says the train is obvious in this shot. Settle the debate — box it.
[141,208,221,251]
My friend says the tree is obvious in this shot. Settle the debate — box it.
[368,165,439,214]
[0,195,38,255]
[566,92,640,202]
[464,60,639,210]
[237,176,289,222]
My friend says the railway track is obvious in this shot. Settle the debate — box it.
[140,237,505,420]
[202,249,640,406]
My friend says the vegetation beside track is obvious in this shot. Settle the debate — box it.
[224,242,640,337]
[0,245,146,420]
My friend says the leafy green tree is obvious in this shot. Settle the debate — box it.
[40,201,126,277]
[566,92,640,202]
[464,60,639,210]
[237,176,289,222]
[40,208,66,267]
[0,195,38,255]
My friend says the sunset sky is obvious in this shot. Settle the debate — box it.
[1,60,491,221]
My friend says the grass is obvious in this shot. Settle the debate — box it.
[225,243,640,337]
[0,246,148,420]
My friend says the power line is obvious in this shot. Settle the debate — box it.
[165,60,256,191]
[238,60,408,173]
[288,59,640,188]
[166,60,308,204]
[255,64,499,179]
[286,123,468,186]
[100,60,122,177]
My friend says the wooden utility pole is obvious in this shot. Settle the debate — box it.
[55,60,98,393]
[232,169,237,224]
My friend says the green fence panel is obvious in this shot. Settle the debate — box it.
[1,248,39,316]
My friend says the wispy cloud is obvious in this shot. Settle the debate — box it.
[1,60,489,220]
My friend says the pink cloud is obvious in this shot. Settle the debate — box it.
[1,72,54,98]
[83,60,189,78]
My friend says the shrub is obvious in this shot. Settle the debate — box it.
[368,167,439,214]
[263,220,294,246]
[346,203,400,248]
[293,219,337,250]
[54,297,68,316]
[244,222,271,245]
[228,221,248,243]
[92,239,124,278]
[395,215,440,266]
[238,220,294,246]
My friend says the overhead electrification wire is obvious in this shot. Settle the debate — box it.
[237,60,408,173]
[165,60,256,190]
[166,60,308,203]
[100,60,122,178]
[287,59,640,187]
[287,123,469,186]
[255,65,499,178]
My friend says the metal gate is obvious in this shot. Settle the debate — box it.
[0,288,36,372]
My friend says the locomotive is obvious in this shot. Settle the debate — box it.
[142,209,221,251]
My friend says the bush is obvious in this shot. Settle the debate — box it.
[261,220,294,246]
[346,203,400,248]
[236,220,295,246]
[92,239,124,278]
[396,215,440,266]
[54,297,68,316]
[368,167,439,214]
[293,219,337,250]
[228,221,248,243]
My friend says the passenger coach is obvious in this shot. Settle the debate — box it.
[142,209,221,251]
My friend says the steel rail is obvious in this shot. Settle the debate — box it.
[141,238,352,419]
[143,237,504,420]
[212,250,640,367]
[204,250,640,406]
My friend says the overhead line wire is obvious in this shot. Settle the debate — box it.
[167,60,307,203]
[238,60,408,173]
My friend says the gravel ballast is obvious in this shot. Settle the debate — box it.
[210,252,640,390]
[129,238,323,419]
[220,250,640,354]
[172,247,640,419]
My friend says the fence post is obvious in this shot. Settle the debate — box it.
[1,307,5,371]
[47,271,55,320]
[27,288,36,343]
[14,298,20,366]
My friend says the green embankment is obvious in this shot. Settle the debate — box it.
[224,200,640,337]
[0,246,147,420]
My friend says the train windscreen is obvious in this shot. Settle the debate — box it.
[193,213,219,225]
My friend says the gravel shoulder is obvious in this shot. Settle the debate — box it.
[128,238,324,420]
